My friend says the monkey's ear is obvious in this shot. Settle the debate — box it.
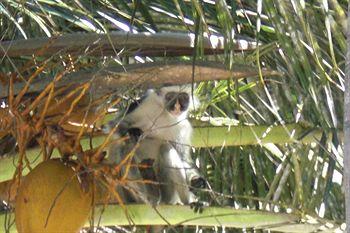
[162,83,173,87]
[153,86,163,95]
[155,83,173,95]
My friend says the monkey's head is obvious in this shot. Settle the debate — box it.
[158,85,197,117]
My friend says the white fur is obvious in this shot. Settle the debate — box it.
[124,89,192,145]
[109,85,202,205]
[159,85,192,94]
[159,146,197,204]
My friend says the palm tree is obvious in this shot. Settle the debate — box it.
[0,0,346,232]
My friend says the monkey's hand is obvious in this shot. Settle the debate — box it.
[189,177,208,213]
[127,128,143,142]
[190,201,209,214]
[116,121,131,136]
[117,121,143,142]
[189,177,207,193]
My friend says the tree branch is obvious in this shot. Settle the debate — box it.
[0,61,283,98]
[0,123,330,183]
[0,32,257,57]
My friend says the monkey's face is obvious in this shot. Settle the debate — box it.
[164,92,189,116]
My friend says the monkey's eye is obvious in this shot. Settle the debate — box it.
[165,92,178,102]
[178,93,189,103]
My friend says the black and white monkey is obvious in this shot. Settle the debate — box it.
[106,85,206,206]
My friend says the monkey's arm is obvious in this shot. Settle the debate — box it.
[108,136,161,206]
[172,143,207,192]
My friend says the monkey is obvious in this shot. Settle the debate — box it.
[106,134,162,205]
[106,84,206,206]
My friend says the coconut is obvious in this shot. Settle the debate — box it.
[15,159,92,233]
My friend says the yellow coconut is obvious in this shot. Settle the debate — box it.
[15,159,92,233]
